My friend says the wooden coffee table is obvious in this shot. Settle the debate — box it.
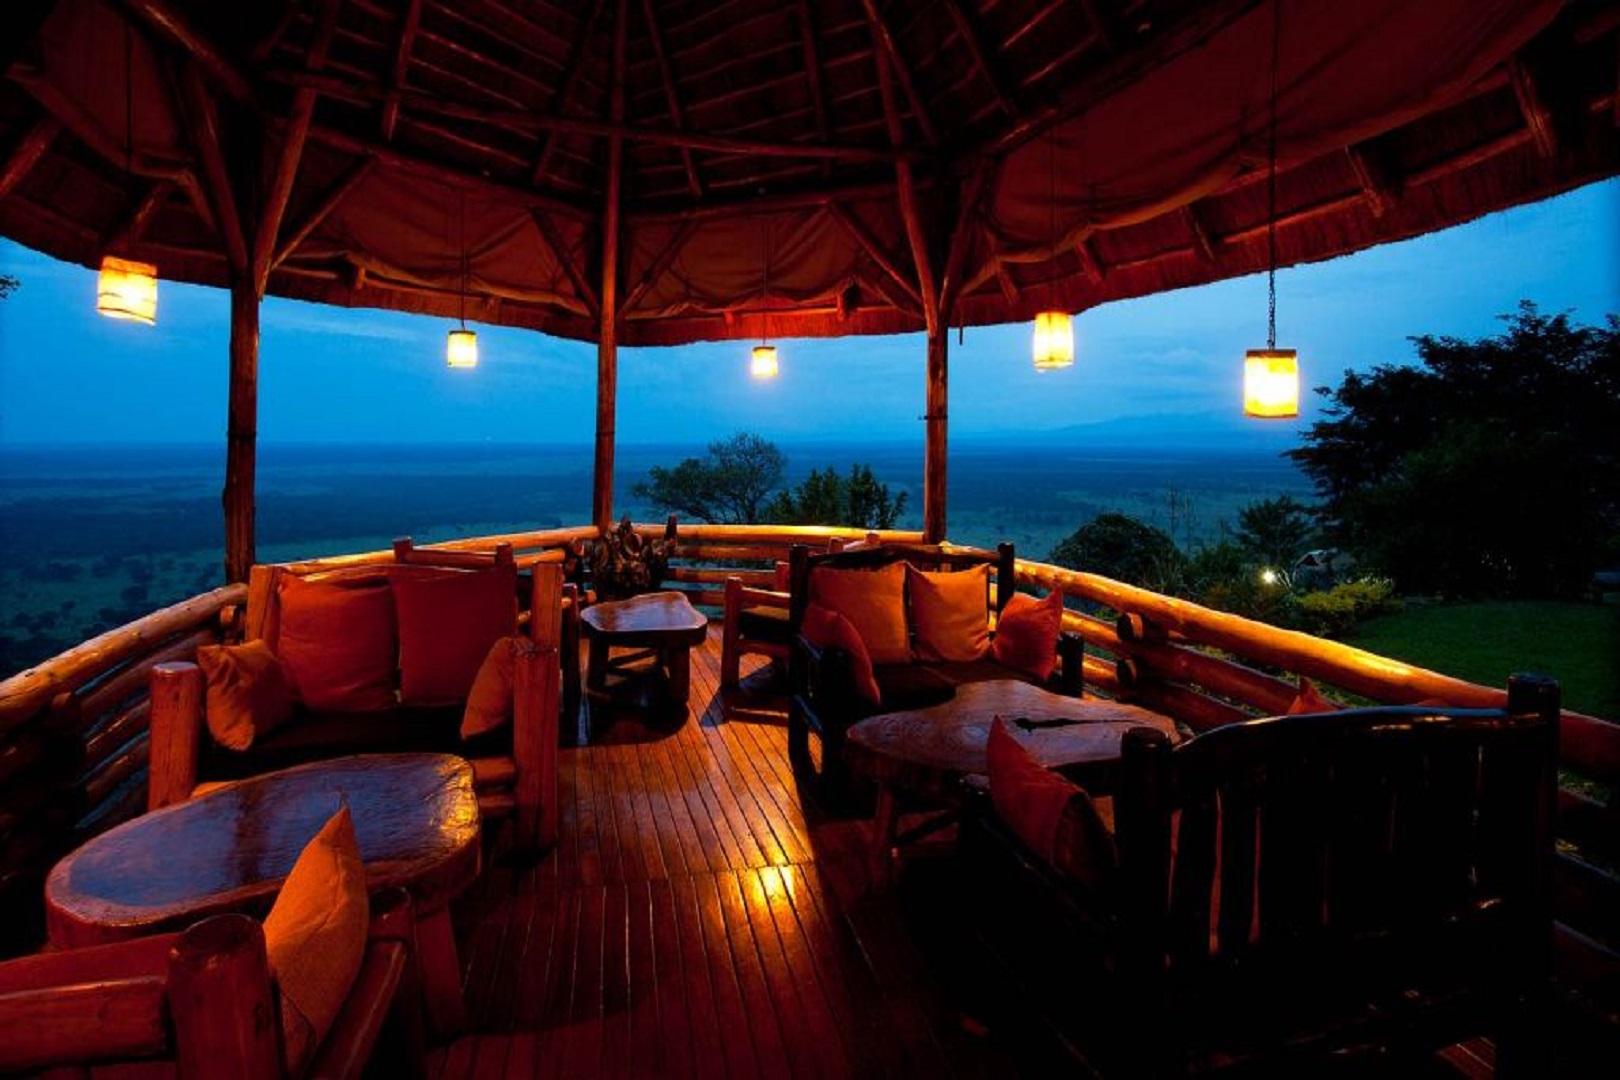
[846,680,1179,886]
[581,590,709,704]
[45,753,480,1037]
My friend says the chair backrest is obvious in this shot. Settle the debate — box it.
[786,540,1016,631]
[1113,674,1560,1023]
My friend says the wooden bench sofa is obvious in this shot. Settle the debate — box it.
[146,541,575,850]
[787,540,1084,795]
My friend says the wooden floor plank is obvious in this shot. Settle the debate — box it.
[703,869,794,1076]
[672,871,753,1079]
[624,878,665,1078]
[655,714,736,875]
[599,881,632,1079]
[646,877,696,1079]
[739,864,849,1078]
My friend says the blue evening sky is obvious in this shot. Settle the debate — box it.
[1,178,1615,449]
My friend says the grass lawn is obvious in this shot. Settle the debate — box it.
[1347,600,1619,720]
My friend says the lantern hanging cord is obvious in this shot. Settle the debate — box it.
[124,16,133,177]
[459,190,468,329]
[1266,0,1280,351]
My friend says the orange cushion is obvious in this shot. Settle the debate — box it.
[801,602,881,704]
[264,806,369,1075]
[461,635,520,739]
[987,718,1116,891]
[195,640,297,751]
[991,590,1063,681]
[809,562,909,665]
[1287,676,1336,714]
[907,563,990,663]
[275,575,398,712]
[392,565,518,705]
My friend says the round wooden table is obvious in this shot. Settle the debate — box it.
[846,680,1180,886]
[46,752,480,1037]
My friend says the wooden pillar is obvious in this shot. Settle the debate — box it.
[923,327,947,543]
[223,280,259,583]
[592,0,629,531]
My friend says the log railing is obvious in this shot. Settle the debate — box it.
[0,524,1613,1008]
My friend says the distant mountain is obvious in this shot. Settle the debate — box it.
[960,410,1310,452]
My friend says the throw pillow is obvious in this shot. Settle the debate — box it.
[992,589,1064,682]
[906,563,990,663]
[461,635,524,739]
[809,562,909,665]
[195,640,297,751]
[263,806,369,1075]
[986,718,1117,890]
[275,575,398,712]
[801,602,881,704]
[392,564,518,705]
[1287,676,1336,715]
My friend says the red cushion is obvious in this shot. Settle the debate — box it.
[392,564,518,705]
[987,718,1116,890]
[991,590,1063,681]
[275,575,398,712]
[906,563,990,663]
[809,563,910,665]
[195,640,297,751]
[461,635,519,739]
[1287,676,1336,714]
[801,602,881,704]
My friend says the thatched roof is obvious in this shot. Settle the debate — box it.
[1,0,1616,346]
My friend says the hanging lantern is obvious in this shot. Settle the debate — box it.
[96,256,158,325]
[750,343,779,379]
[1243,348,1298,418]
[446,327,478,368]
[1032,311,1073,371]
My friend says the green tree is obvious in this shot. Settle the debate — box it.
[0,274,18,299]
[1289,303,1618,597]
[764,463,908,529]
[633,432,785,524]
[1048,512,1184,591]
[1234,495,1315,568]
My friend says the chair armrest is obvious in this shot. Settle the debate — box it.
[1057,631,1086,697]
[793,635,860,731]
[148,661,206,811]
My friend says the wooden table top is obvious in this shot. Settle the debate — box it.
[46,753,480,948]
[846,680,1180,801]
[581,590,708,643]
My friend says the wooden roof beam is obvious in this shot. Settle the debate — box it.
[101,179,173,250]
[859,0,938,147]
[0,115,58,200]
[379,0,423,141]
[618,219,696,318]
[1183,203,1217,264]
[938,164,990,316]
[177,62,248,277]
[640,0,701,199]
[254,0,340,295]
[1074,0,1122,53]
[940,0,1016,119]
[795,0,831,179]
[994,263,1020,306]
[272,156,376,268]
[532,0,606,186]
[1509,56,1560,159]
[530,208,599,320]
[828,202,924,311]
[122,0,255,103]
[1345,144,1398,218]
[1073,235,1105,282]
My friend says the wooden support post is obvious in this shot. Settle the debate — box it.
[592,0,628,531]
[224,280,259,582]
[924,327,947,543]
[168,915,280,1080]
[147,662,203,811]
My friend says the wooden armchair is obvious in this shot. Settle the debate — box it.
[959,675,1561,1077]
[0,889,423,1079]
[720,562,792,691]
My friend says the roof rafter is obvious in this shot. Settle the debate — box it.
[0,114,57,200]
[273,156,377,269]
[640,0,701,199]
[532,0,606,186]
[379,0,423,141]
[940,0,1015,119]
[858,0,939,147]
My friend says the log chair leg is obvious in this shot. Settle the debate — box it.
[586,635,609,690]
[870,785,899,891]
[667,644,692,703]
[413,906,467,1040]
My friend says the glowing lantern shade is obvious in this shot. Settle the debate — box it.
[446,327,478,368]
[96,256,158,325]
[750,344,779,379]
[1243,348,1298,418]
[1032,311,1073,371]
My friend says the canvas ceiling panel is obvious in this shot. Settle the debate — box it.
[986,0,1562,262]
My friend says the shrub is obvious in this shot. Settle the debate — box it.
[1298,577,1401,638]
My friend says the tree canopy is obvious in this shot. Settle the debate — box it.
[1048,512,1183,591]
[763,464,908,530]
[633,432,785,524]
[1288,303,1618,597]
[1234,495,1316,568]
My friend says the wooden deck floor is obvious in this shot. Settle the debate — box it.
[431,627,1019,1079]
